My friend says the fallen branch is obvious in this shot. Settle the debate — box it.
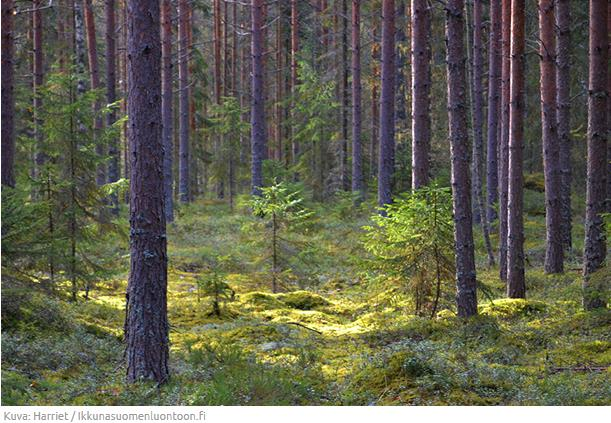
[550,365,608,374]
[285,321,322,335]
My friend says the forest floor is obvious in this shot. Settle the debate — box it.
[2,192,610,405]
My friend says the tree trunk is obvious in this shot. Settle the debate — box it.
[83,0,105,187]
[251,0,267,195]
[378,0,395,209]
[106,0,119,212]
[539,0,564,273]
[486,0,501,224]
[470,0,495,268]
[555,0,571,251]
[274,5,283,163]
[445,0,478,317]
[33,0,45,180]
[161,0,174,221]
[1,0,15,187]
[351,0,363,200]
[340,0,350,191]
[583,0,608,310]
[178,0,190,203]
[411,0,431,190]
[290,0,299,168]
[370,16,380,180]
[213,0,224,198]
[499,0,511,281]
[125,0,169,383]
[507,0,526,299]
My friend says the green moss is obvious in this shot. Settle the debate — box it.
[480,298,548,319]
[277,291,330,310]
[239,292,285,310]
[524,172,545,192]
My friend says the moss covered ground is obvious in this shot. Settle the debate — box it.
[2,197,609,405]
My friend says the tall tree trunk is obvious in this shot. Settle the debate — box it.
[539,0,563,273]
[125,0,169,383]
[251,0,267,195]
[499,0,511,281]
[470,0,495,268]
[290,0,299,169]
[378,0,396,209]
[370,16,380,180]
[33,0,44,180]
[583,0,608,310]
[351,0,363,200]
[555,0,571,251]
[213,0,224,198]
[445,0,478,317]
[507,0,526,299]
[1,0,15,187]
[411,0,431,190]
[161,0,174,221]
[486,0,501,224]
[340,0,350,191]
[83,0,105,187]
[178,0,190,203]
[106,0,119,212]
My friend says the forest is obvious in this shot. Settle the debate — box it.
[0,0,609,407]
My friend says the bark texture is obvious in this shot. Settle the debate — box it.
[251,0,267,195]
[161,0,174,221]
[378,0,396,209]
[178,0,190,203]
[556,0,572,251]
[583,0,608,310]
[507,0,526,299]
[106,0,120,211]
[125,0,169,383]
[351,0,363,199]
[499,0,511,281]
[411,0,431,190]
[539,0,564,273]
[486,0,501,223]
[445,0,477,317]
[1,0,15,187]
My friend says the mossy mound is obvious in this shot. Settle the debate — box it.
[480,298,548,319]
[240,292,285,310]
[1,289,75,334]
[277,291,330,310]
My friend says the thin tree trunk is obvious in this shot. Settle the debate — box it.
[161,0,174,221]
[499,0,511,281]
[378,0,396,209]
[411,0,431,190]
[445,0,478,318]
[583,0,608,310]
[275,5,283,163]
[340,0,350,191]
[84,0,105,187]
[213,0,224,198]
[33,0,44,180]
[539,0,563,273]
[1,0,15,187]
[178,0,190,203]
[106,0,119,212]
[370,16,380,181]
[351,0,363,200]
[507,0,526,299]
[125,0,169,384]
[251,0,267,195]
[470,0,495,268]
[290,0,299,169]
[486,0,501,224]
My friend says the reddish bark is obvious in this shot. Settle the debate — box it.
[106,0,119,211]
[411,0,431,190]
[507,0,526,299]
[251,0,267,195]
[556,0,572,250]
[486,0,501,223]
[583,0,608,310]
[378,0,396,209]
[290,0,299,166]
[340,0,349,191]
[539,0,563,273]
[1,0,15,187]
[125,0,169,383]
[33,0,44,178]
[445,0,477,317]
[351,0,363,199]
[499,0,511,281]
